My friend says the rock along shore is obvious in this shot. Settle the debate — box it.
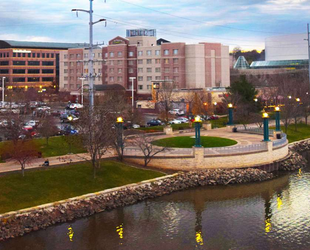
[0,139,308,242]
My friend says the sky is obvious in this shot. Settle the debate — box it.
[0,0,310,51]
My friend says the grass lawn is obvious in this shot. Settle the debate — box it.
[0,160,164,214]
[272,123,310,143]
[152,136,237,148]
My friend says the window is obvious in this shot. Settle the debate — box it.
[13,53,16,57]
[109,52,114,57]
[164,49,169,55]
[42,69,54,74]
[37,53,40,58]
[164,59,169,64]
[28,53,31,58]
[70,69,74,74]
[138,60,143,64]
[32,53,36,58]
[51,54,54,58]
[138,76,143,81]
[128,51,134,57]
[155,67,161,73]
[110,61,114,66]
[155,59,160,64]
[147,50,152,56]
[18,53,21,57]
[129,68,134,73]
[47,53,50,58]
[77,54,81,58]
[155,50,160,56]
[28,69,40,74]
[173,67,179,73]
[42,77,54,82]
[128,60,134,65]
[117,76,122,82]
[173,76,179,82]
[138,68,143,73]
[164,76,169,81]
[0,69,8,74]
[118,52,122,57]
[155,76,161,80]
[0,61,9,65]
[13,78,25,82]
[64,62,68,67]
[118,68,122,73]
[28,77,40,82]
[147,68,152,73]
[64,69,68,73]
[84,53,88,58]
[117,60,122,65]
[98,53,102,58]
[42,61,54,66]
[70,62,74,67]
[147,76,152,81]
[138,51,143,56]
[138,85,143,90]
[13,61,26,65]
[173,58,179,64]
[146,59,152,64]
[98,68,102,73]
[13,69,25,74]
[173,49,178,55]
[109,68,114,73]
[147,85,152,90]
[164,67,170,73]
[104,53,108,57]
[109,76,114,82]
[77,62,81,67]
[64,77,68,81]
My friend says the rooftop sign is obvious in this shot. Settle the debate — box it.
[126,29,156,37]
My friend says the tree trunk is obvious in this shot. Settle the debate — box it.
[21,165,25,177]
[46,136,49,146]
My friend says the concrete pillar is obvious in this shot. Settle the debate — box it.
[193,146,204,168]
[273,131,281,139]
[267,141,273,152]
[164,126,173,135]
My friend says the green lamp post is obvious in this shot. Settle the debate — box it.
[263,112,270,142]
[275,106,281,132]
[194,115,202,147]
[116,116,124,150]
[227,103,234,125]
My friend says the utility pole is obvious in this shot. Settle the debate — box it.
[72,1,106,109]
[79,77,86,106]
[1,77,5,105]
[307,24,310,85]
[129,77,136,110]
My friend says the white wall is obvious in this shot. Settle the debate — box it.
[265,33,308,61]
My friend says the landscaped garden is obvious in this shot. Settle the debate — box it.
[274,123,310,143]
[152,136,237,148]
[0,160,164,214]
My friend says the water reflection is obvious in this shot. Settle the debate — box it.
[1,162,310,250]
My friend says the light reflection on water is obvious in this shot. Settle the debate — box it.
[1,158,310,250]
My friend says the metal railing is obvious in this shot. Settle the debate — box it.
[235,126,274,136]
[272,134,287,148]
[204,143,268,155]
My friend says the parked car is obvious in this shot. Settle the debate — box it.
[60,114,79,123]
[209,115,219,120]
[25,120,39,128]
[147,119,163,127]
[169,109,185,116]
[69,103,83,109]
[169,119,182,125]
[176,117,189,123]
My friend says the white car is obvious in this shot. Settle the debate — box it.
[70,103,83,109]
[176,117,189,123]
[26,120,38,127]
[132,124,140,129]
[169,119,182,125]
[168,109,185,116]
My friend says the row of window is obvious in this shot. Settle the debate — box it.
[104,49,179,58]
[0,53,9,58]
[65,53,103,60]
[63,61,103,67]
[12,77,54,82]
[9,61,54,66]
[64,68,102,74]
[63,76,101,82]
[12,53,55,58]
[137,76,180,82]
[7,69,54,74]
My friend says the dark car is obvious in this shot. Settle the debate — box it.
[147,119,163,127]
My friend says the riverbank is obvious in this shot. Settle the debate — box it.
[0,137,308,242]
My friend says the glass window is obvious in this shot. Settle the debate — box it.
[155,59,161,64]
[155,50,160,56]
[147,50,152,56]
[118,52,122,57]
[117,60,122,65]
[173,58,179,64]
[110,52,114,57]
[13,61,26,65]
[28,69,40,74]
[64,62,68,66]
[104,53,108,57]
[42,69,54,74]
[13,53,16,57]
[138,68,143,73]
[28,61,40,66]
[138,85,143,90]
[164,59,169,64]
[0,61,9,65]
[42,77,54,82]
[37,53,40,57]
[128,60,134,65]
[173,67,179,73]
[173,49,178,55]
[47,53,50,58]
[84,53,88,58]
[147,76,152,81]
[13,78,25,82]
[117,76,122,82]
[28,77,40,82]
[155,68,161,73]
[129,68,134,73]
[164,67,170,73]
[147,59,152,64]
[147,68,152,73]
[138,60,143,64]
[147,85,152,90]
[42,53,45,58]
[155,76,161,80]
[32,53,36,58]
[173,76,179,82]
[0,69,9,74]
[118,68,122,73]
[164,50,169,55]
[138,76,143,81]
[42,61,54,66]
[138,51,143,56]
[13,69,25,74]
[128,51,134,57]
[64,54,67,59]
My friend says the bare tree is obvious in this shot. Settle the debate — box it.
[157,81,176,124]
[130,134,167,167]
[37,115,58,145]
[77,106,114,178]
[3,114,26,142]
[2,139,39,177]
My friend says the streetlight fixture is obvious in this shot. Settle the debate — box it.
[288,95,292,99]
[262,112,270,142]
[275,106,281,132]
[1,77,6,105]
[296,97,301,102]
[227,103,234,125]
[194,115,202,147]
[254,98,258,102]
[79,77,86,106]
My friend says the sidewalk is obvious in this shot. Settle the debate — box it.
[0,151,115,174]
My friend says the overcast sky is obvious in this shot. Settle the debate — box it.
[0,0,310,51]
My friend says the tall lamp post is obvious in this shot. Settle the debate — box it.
[275,106,281,132]
[263,112,270,142]
[194,116,202,147]
[116,117,124,152]
[79,77,86,106]
[227,103,234,125]
[1,77,6,105]
[129,77,136,110]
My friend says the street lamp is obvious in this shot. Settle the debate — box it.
[288,95,292,99]
[1,77,6,105]
[262,112,270,142]
[227,103,234,125]
[194,115,202,147]
[129,77,136,110]
[254,98,258,102]
[275,106,281,132]
[116,116,124,152]
[296,97,300,102]
[79,77,86,106]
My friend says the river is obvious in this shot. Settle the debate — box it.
[1,155,310,250]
